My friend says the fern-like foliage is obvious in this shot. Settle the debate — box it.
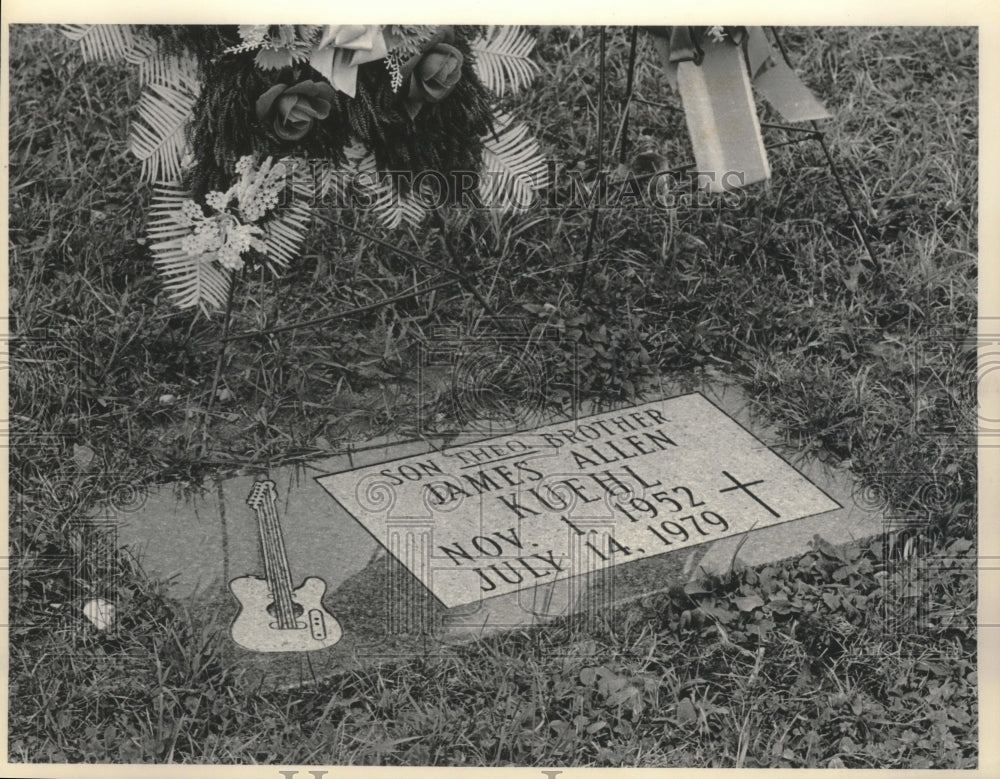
[371,181,428,230]
[125,37,200,91]
[325,139,427,229]
[61,24,137,61]
[260,161,314,274]
[147,187,233,311]
[312,160,346,201]
[471,26,539,97]
[146,160,317,310]
[130,82,199,184]
[479,113,547,211]
[62,26,200,181]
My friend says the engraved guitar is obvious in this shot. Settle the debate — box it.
[229,480,342,652]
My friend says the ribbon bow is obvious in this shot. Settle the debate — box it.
[642,26,832,192]
[648,26,830,123]
[309,25,390,98]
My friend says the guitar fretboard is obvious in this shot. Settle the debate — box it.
[247,481,298,630]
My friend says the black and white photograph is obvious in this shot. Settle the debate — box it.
[2,4,993,773]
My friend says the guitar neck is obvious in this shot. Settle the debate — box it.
[248,482,298,630]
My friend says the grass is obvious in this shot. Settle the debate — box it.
[7,24,978,767]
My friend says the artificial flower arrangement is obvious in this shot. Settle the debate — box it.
[61,25,546,310]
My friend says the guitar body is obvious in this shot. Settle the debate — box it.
[229,575,342,653]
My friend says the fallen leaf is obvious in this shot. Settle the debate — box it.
[734,594,764,612]
[82,598,116,631]
[844,262,864,292]
[676,698,698,725]
[72,443,96,470]
[684,579,713,597]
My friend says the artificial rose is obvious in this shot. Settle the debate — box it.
[413,44,463,101]
[255,80,337,141]
[400,27,464,118]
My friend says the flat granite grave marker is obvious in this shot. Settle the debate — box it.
[105,377,886,688]
[316,393,841,609]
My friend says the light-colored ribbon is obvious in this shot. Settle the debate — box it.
[649,26,831,123]
[309,25,390,98]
